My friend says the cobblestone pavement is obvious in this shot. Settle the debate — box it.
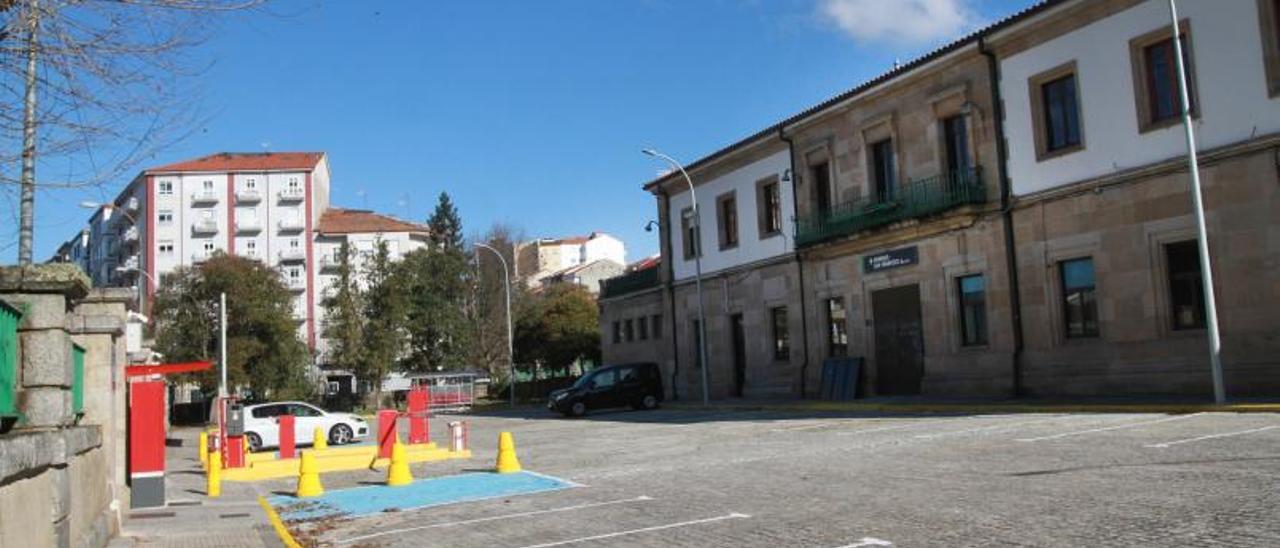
[286,408,1280,547]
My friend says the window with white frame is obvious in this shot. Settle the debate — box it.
[158,241,174,255]
[203,180,214,191]
[246,178,257,189]
[203,241,215,253]
[288,177,300,189]
[158,181,173,195]
[158,210,174,225]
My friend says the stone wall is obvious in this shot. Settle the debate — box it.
[0,265,124,548]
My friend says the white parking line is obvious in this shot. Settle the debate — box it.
[770,422,838,433]
[913,416,1069,440]
[1145,424,1280,448]
[515,513,751,548]
[832,537,894,547]
[335,496,655,544]
[835,418,969,437]
[1014,413,1205,442]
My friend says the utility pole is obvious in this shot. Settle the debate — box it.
[474,243,515,408]
[17,0,39,265]
[1167,0,1225,404]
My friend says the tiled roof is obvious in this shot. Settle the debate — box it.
[146,152,325,173]
[642,0,1067,191]
[629,255,661,272]
[317,208,430,235]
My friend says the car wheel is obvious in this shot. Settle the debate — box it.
[329,424,354,445]
[569,401,587,417]
[245,432,263,453]
[641,394,659,410]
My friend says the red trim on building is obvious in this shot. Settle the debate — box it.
[226,174,236,255]
[303,171,316,350]
[145,175,155,315]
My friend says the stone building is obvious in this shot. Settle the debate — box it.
[601,0,1280,400]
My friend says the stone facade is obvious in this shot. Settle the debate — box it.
[786,46,1016,397]
[0,265,127,547]
[598,286,675,396]
[1012,139,1280,396]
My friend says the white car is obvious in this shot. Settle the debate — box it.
[241,401,368,451]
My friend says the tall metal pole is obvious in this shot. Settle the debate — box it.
[17,0,39,265]
[219,292,228,398]
[1167,0,1225,404]
[643,149,710,407]
[475,243,515,408]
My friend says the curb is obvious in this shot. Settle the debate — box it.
[664,402,1280,415]
[257,495,302,548]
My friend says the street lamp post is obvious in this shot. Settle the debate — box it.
[642,148,710,407]
[1166,0,1225,404]
[474,242,515,408]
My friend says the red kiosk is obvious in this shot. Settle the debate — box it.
[126,361,213,509]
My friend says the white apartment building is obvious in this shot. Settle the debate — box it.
[54,152,432,369]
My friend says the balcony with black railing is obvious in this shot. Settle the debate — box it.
[794,167,986,248]
[600,266,660,299]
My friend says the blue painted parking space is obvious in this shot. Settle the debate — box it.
[270,471,578,520]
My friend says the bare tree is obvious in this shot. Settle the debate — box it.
[0,0,264,264]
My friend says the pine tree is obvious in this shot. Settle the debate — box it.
[319,242,364,393]
[361,238,407,406]
[427,192,464,252]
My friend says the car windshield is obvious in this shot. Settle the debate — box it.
[573,368,616,389]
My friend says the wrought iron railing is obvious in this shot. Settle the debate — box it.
[600,267,660,299]
[795,167,986,247]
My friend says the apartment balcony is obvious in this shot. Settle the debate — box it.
[120,254,139,271]
[318,253,340,271]
[192,249,215,263]
[123,196,140,213]
[191,218,219,235]
[241,248,261,261]
[278,187,305,202]
[236,188,262,203]
[285,277,307,292]
[794,167,987,248]
[292,309,307,322]
[235,218,261,234]
[122,226,139,243]
[190,191,219,205]
[278,248,306,262]
[277,218,304,232]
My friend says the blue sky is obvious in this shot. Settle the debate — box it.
[5,0,1036,264]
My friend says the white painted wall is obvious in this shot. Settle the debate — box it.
[582,233,626,266]
[1001,0,1280,195]
[668,148,793,281]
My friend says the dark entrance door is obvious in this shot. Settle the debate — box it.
[871,284,924,395]
[730,314,746,397]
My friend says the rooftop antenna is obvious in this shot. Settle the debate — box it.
[260,141,272,154]
[892,58,901,71]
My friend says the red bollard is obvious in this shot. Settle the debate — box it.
[377,409,398,459]
[225,436,245,468]
[278,414,296,459]
[408,387,430,445]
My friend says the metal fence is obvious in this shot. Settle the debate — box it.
[600,267,660,299]
[412,373,476,413]
[795,167,987,247]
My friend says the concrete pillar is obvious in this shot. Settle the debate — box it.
[69,288,131,530]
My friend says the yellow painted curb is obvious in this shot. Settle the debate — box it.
[223,447,472,482]
[666,402,1280,415]
[257,495,302,548]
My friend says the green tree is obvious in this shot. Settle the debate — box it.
[467,224,529,381]
[320,242,364,385]
[153,254,311,400]
[515,284,601,373]
[427,192,464,252]
[360,238,407,405]
[399,246,471,372]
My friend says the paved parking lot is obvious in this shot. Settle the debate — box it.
[278,408,1280,547]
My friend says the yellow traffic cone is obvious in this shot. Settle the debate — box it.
[386,441,413,487]
[495,432,522,474]
[199,431,209,470]
[207,450,222,498]
[313,427,328,450]
[295,451,324,498]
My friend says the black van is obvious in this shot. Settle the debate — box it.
[547,362,663,417]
